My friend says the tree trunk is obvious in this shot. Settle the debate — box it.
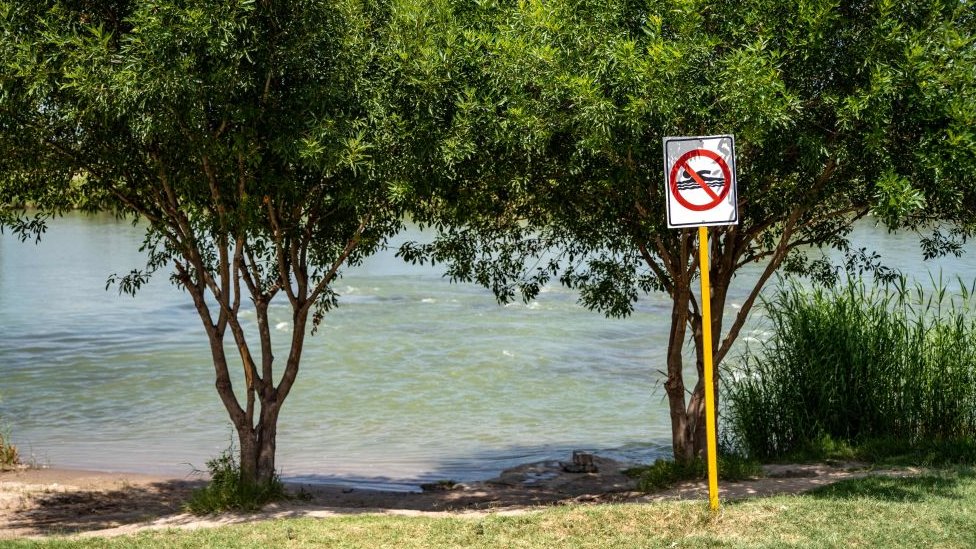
[664,281,696,463]
[237,405,280,485]
[194,288,289,487]
[662,229,734,464]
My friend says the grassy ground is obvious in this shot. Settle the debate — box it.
[5,468,974,548]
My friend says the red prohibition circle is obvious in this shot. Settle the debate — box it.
[669,149,733,212]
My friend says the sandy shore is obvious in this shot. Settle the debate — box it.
[0,458,921,539]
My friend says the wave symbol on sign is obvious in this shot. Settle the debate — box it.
[675,169,725,191]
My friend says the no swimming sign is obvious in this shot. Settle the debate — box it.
[663,135,739,228]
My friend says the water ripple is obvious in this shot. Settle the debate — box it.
[4,213,964,481]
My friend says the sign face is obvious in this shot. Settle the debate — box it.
[663,135,739,228]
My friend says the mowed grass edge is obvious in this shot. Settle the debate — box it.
[5,468,974,549]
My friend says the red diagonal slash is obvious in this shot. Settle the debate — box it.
[682,163,720,201]
[669,147,733,212]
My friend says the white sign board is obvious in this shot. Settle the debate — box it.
[663,135,739,228]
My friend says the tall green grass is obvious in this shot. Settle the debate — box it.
[725,275,976,461]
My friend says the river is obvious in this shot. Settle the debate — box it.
[0,213,972,490]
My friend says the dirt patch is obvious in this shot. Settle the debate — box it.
[0,459,922,539]
[0,467,202,538]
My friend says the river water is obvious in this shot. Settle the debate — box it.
[0,213,972,489]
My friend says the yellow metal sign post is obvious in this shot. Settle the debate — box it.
[664,135,738,512]
[698,226,720,511]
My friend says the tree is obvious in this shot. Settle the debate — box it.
[0,0,415,485]
[401,0,976,461]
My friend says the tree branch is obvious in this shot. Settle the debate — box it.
[715,157,838,365]
[266,196,299,307]
[303,212,373,313]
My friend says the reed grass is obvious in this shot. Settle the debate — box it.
[724,275,976,461]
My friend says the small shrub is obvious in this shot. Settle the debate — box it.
[0,430,19,469]
[625,459,699,490]
[626,453,763,492]
[184,447,286,515]
[777,434,859,464]
[719,452,765,481]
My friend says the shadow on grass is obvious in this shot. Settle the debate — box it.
[806,469,976,503]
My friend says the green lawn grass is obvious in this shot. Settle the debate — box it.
[4,468,975,548]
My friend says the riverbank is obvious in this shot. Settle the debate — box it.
[0,457,923,539]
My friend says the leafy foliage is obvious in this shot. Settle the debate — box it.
[409,0,976,302]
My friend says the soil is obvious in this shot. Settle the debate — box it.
[0,457,922,540]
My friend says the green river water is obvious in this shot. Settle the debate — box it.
[0,213,971,490]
